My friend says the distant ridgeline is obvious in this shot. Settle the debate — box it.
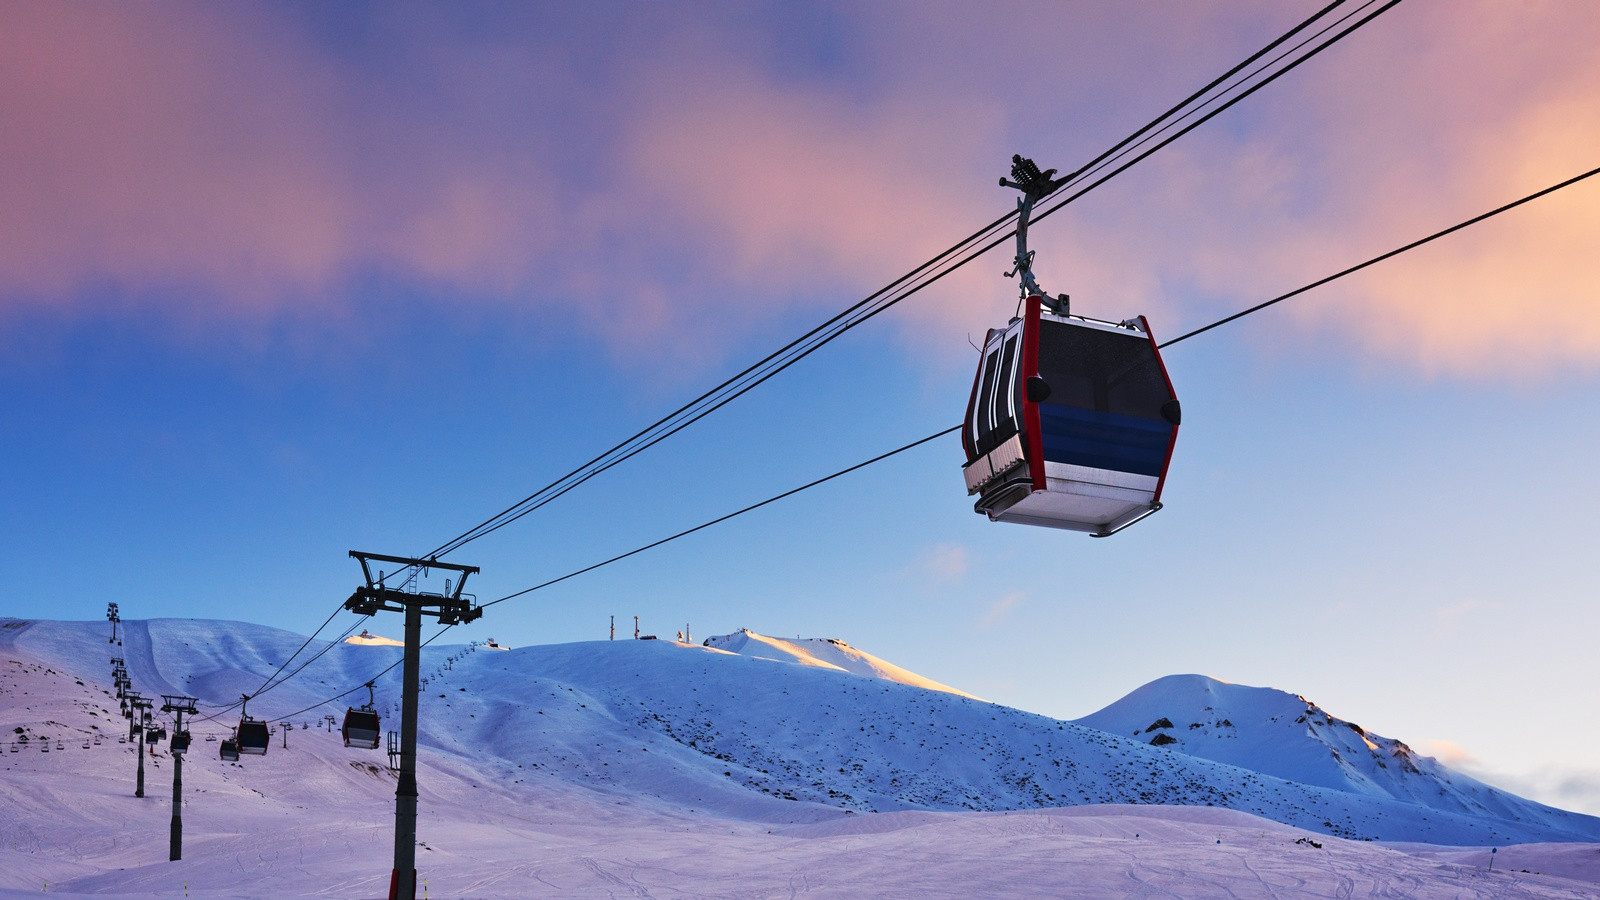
[3,617,1597,846]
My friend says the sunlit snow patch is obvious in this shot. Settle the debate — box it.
[343,629,403,647]
[702,628,982,700]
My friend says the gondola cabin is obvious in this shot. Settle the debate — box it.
[963,295,1179,536]
[341,707,381,750]
[236,718,270,755]
[219,738,240,761]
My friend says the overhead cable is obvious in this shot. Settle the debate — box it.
[1159,163,1600,348]
[481,426,960,609]
[192,613,372,722]
[265,624,455,723]
[476,160,1600,615]
[1041,0,1400,221]
[417,0,1379,562]
[234,0,1396,709]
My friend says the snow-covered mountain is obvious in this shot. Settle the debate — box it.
[4,616,1597,853]
[1073,674,1570,832]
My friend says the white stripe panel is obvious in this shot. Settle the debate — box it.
[1042,461,1159,493]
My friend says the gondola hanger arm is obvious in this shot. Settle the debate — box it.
[1000,155,1070,314]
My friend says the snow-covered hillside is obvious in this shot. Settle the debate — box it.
[1073,674,1574,829]
[3,617,1599,897]
[7,617,1598,844]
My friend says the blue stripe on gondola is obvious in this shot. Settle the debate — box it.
[1037,405,1172,477]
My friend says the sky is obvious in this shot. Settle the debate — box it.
[3,0,1599,815]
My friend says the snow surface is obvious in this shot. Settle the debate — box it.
[702,628,981,699]
[2,617,1598,897]
[344,630,404,647]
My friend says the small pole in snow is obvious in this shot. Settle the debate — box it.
[634,616,640,640]
[610,615,614,641]
[1488,847,1496,871]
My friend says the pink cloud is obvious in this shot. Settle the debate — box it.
[3,2,1596,380]
[0,3,565,329]
[1093,1,1600,378]
[1413,738,1477,768]
[0,4,351,311]
[595,47,1002,357]
[979,590,1025,629]
[1290,1,1600,379]
[895,543,969,584]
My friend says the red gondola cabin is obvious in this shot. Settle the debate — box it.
[962,294,1180,536]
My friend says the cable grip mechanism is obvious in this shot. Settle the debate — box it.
[999,154,1070,315]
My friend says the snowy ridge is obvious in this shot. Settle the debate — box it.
[5,617,1598,844]
[3,617,1600,896]
[344,629,403,647]
[702,628,981,699]
[1074,674,1567,827]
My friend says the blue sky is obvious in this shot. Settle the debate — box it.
[3,1,1599,814]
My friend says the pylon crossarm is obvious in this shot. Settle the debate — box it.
[349,551,478,592]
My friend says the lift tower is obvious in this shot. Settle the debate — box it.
[126,694,152,797]
[161,695,198,861]
[344,551,482,900]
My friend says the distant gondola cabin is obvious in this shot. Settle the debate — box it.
[236,719,270,755]
[342,707,381,750]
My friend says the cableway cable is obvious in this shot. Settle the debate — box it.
[1041,0,1399,222]
[421,210,1018,561]
[249,606,347,698]
[1055,0,1350,192]
[416,0,1381,564]
[264,624,455,724]
[479,160,1600,610]
[261,156,1600,734]
[191,613,373,723]
[480,426,961,609]
[1159,163,1600,348]
[928,0,1408,313]
[228,1,1396,711]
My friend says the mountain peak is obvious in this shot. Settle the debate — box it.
[1074,674,1501,815]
